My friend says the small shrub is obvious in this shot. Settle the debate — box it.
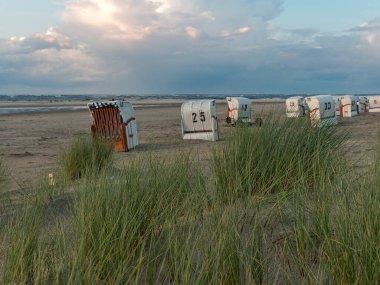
[59,136,113,180]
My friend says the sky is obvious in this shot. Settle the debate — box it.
[1,0,380,94]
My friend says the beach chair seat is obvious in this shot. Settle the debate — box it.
[226,97,252,125]
[181,100,219,141]
[88,101,138,151]
[305,95,338,127]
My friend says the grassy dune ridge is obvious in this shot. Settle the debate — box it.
[0,118,379,284]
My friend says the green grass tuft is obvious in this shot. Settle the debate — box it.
[59,136,113,180]
[0,156,8,187]
[1,121,379,284]
[212,117,346,202]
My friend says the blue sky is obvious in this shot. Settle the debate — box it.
[274,0,380,32]
[0,1,61,37]
[1,0,380,94]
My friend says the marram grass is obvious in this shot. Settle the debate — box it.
[212,117,346,202]
[59,136,113,180]
[0,121,379,284]
[0,156,7,187]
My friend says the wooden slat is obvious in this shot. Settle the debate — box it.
[90,107,128,151]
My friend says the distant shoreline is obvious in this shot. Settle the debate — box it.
[0,98,285,111]
[0,93,314,104]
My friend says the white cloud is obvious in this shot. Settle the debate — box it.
[186,26,199,39]
[365,34,376,45]
[238,27,250,34]
[200,11,216,21]
[2,0,380,93]
[62,0,155,41]
[221,26,251,39]
[0,27,102,88]
[50,0,284,92]
[61,0,281,43]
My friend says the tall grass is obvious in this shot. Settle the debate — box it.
[195,202,267,284]
[283,169,380,284]
[0,156,7,187]
[0,157,19,223]
[61,166,268,284]
[2,203,44,284]
[1,122,379,284]
[59,136,113,180]
[1,176,72,284]
[1,152,268,284]
[0,156,9,210]
[63,154,205,283]
[213,117,346,202]
[319,137,380,284]
[281,135,380,284]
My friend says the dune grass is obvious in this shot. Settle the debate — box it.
[2,203,44,284]
[277,133,380,284]
[0,119,379,284]
[0,157,20,221]
[0,156,8,188]
[63,154,206,283]
[59,136,113,180]
[318,137,380,284]
[212,117,346,202]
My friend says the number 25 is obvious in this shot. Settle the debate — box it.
[192,111,206,123]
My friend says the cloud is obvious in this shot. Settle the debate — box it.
[50,0,285,92]
[0,27,103,88]
[346,18,380,47]
[0,0,286,92]
[60,0,278,43]
[185,26,199,39]
[348,19,380,33]
[2,0,380,93]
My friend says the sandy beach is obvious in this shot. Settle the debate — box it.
[0,100,379,188]
[1,99,380,283]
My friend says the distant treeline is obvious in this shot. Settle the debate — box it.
[0,94,289,102]
[0,94,96,102]
[0,93,377,102]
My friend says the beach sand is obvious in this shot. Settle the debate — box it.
[0,100,378,189]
